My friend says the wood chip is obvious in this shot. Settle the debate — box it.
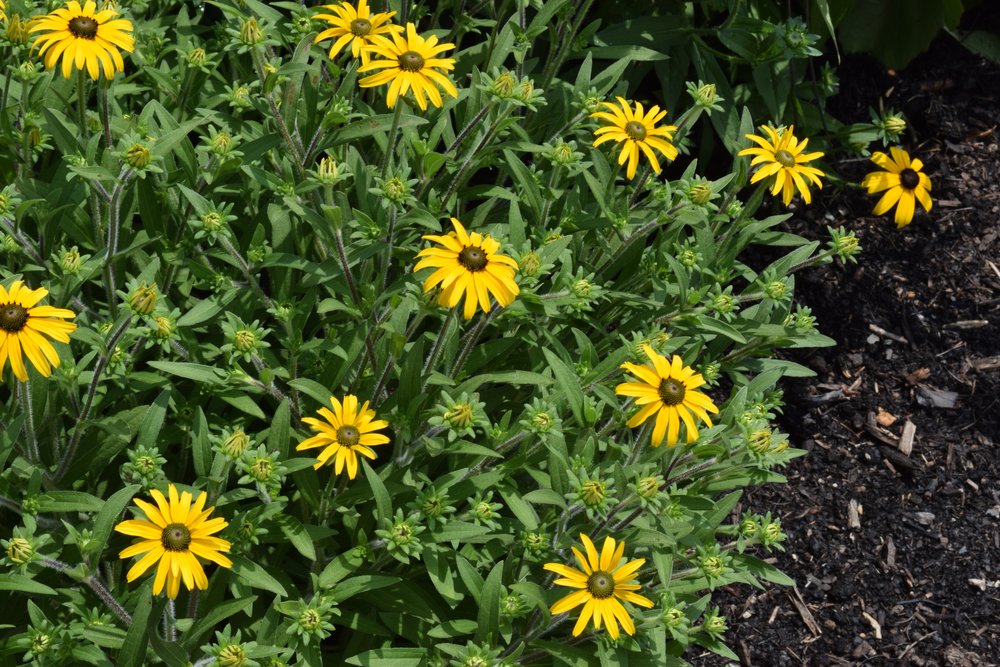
[904,367,931,385]
[944,319,989,329]
[876,407,897,426]
[916,385,959,409]
[787,588,822,636]
[885,537,896,569]
[848,499,862,529]
[970,356,1000,371]
[862,611,883,639]
[868,323,909,344]
[899,420,916,456]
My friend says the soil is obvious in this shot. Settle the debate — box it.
[696,33,1000,667]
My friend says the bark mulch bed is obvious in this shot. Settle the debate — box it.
[697,32,1000,667]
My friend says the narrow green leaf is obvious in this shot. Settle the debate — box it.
[542,348,585,426]
[268,399,291,458]
[147,361,227,386]
[0,574,57,595]
[344,648,426,667]
[36,491,104,513]
[118,583,158,667]
[180,596,256,649]
[362,459,392,528]
[92,485,141,560]
[475,560,504,643]
[136,391,170,451]
[275,514,316,560]
[231,556,288,596]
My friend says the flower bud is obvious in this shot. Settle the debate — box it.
[550,142,576,166]
[316,156,340,184]
[738,517,759,538]
[383,177,408,205]
[491,71,517,98]
[694,83,717,107]
[129,282,158,316]
[883,115,906,136]
[571,279,592,298]
[579,479,606,507]
[444,403,474,431]
[523,531,545,553]
[519,251,542,277]
[748,428,773,453]
[125,143,152,169]
[187,47,208,67]
[530,411,553,434]
[217,643,247,667]
[153,315,174,340]
[16,61,38,81]
[1,235,19,254]
[223,430,250,458]
[31,634,51,656]
[202,211,224,233]
[636,476,660,500]
[239,17,263,46]
[233,329,257,353]
[298,608,323,632]
[6,15,31,46]
[473,501,494,523]
[249,455,273,482]
[211,131,234,155]
[699,553,726,579]
[703,612,727,637]
[688,183,713,205]
[710,293,735,315]
[764,280,787,300]
[59,246,83,274]
[7,537,33,564]
[662,606,686,628]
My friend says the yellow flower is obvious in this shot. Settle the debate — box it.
[543,533,654,640]
[738,125,824,205]
[591,97,678,180]
[114,484,232,599]
[861,147,932,229]
[413,218,519,320]
[0,281,76,383]
[0,1,6,23]
[313,0,402,66]
[297,395,390,479]
[615,345,719,447]
[29,0,134,80]
[357,22,458,110]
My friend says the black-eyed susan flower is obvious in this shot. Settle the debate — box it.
[313,0,402,66]
[29,0,134,80]
[357,22,457,110]
[114,484,232,599]
[413,218,519,320]
[861,147,932,229]
[738,125,824,205]
[297,395,390,479]
[543,533,654,640]
[0,281,76,383]
[615,345,718,447]
[1,1,6,23]
[591,97,678,180]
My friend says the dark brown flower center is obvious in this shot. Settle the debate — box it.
[0,303,29,333]
[458,246,488,272]
[658,378,686,406]
[68,16,99,40]
[337,425,360,447]
[586,570,615,599]
[625,121,647,141]
[161,523,191,551]
[399,50,424,72]
[899,168,919,190]
[774,149,795,167]
[350,18,372,36]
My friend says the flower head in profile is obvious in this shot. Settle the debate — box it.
[358,22,457,110]
[738,125,824,205]
[29,0,134,80]
[297,395,390,479]
[543,533,654,639]
[0,281,76,383]
[114,484,232,599]
[1,1,6,23]
[861,147,932,229]
[414,218,519,320]
[615,346,718,447]
[591,97,678,180]
[313,0,402,66]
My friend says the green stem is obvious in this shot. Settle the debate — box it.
[39,559,132,626]
[76,70,87,135]
[448,305,496,378]
[440,109,511,207]
[17,379,40,466]
[380,102,404,180]
[100,83,112,150]
[53,315,132,482]
[420,309,456,391]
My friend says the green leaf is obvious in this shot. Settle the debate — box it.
[542,348,585,425]
[475,560,504,643]
[136,391,170,451]
[344,648,426,667]
[499,488,539,530]
[331,575,400,603]
[118,582,158,667]
[148,632,189,667]
[363,459,392,528]
[432,522,492,544]
[231,556,288,596]
[268,399,291,458]
[0,573,57,596]
[146,361,227,386]
[333,114,428,144]
[275,514,316,560]
[180,596,256,649]
[697,317,747,344]
[92,485,141,560]
[191,407,212,479]
[427,619,478,639]
[36,491,104,513]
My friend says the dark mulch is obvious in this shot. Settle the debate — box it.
[696,33,1000,667]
